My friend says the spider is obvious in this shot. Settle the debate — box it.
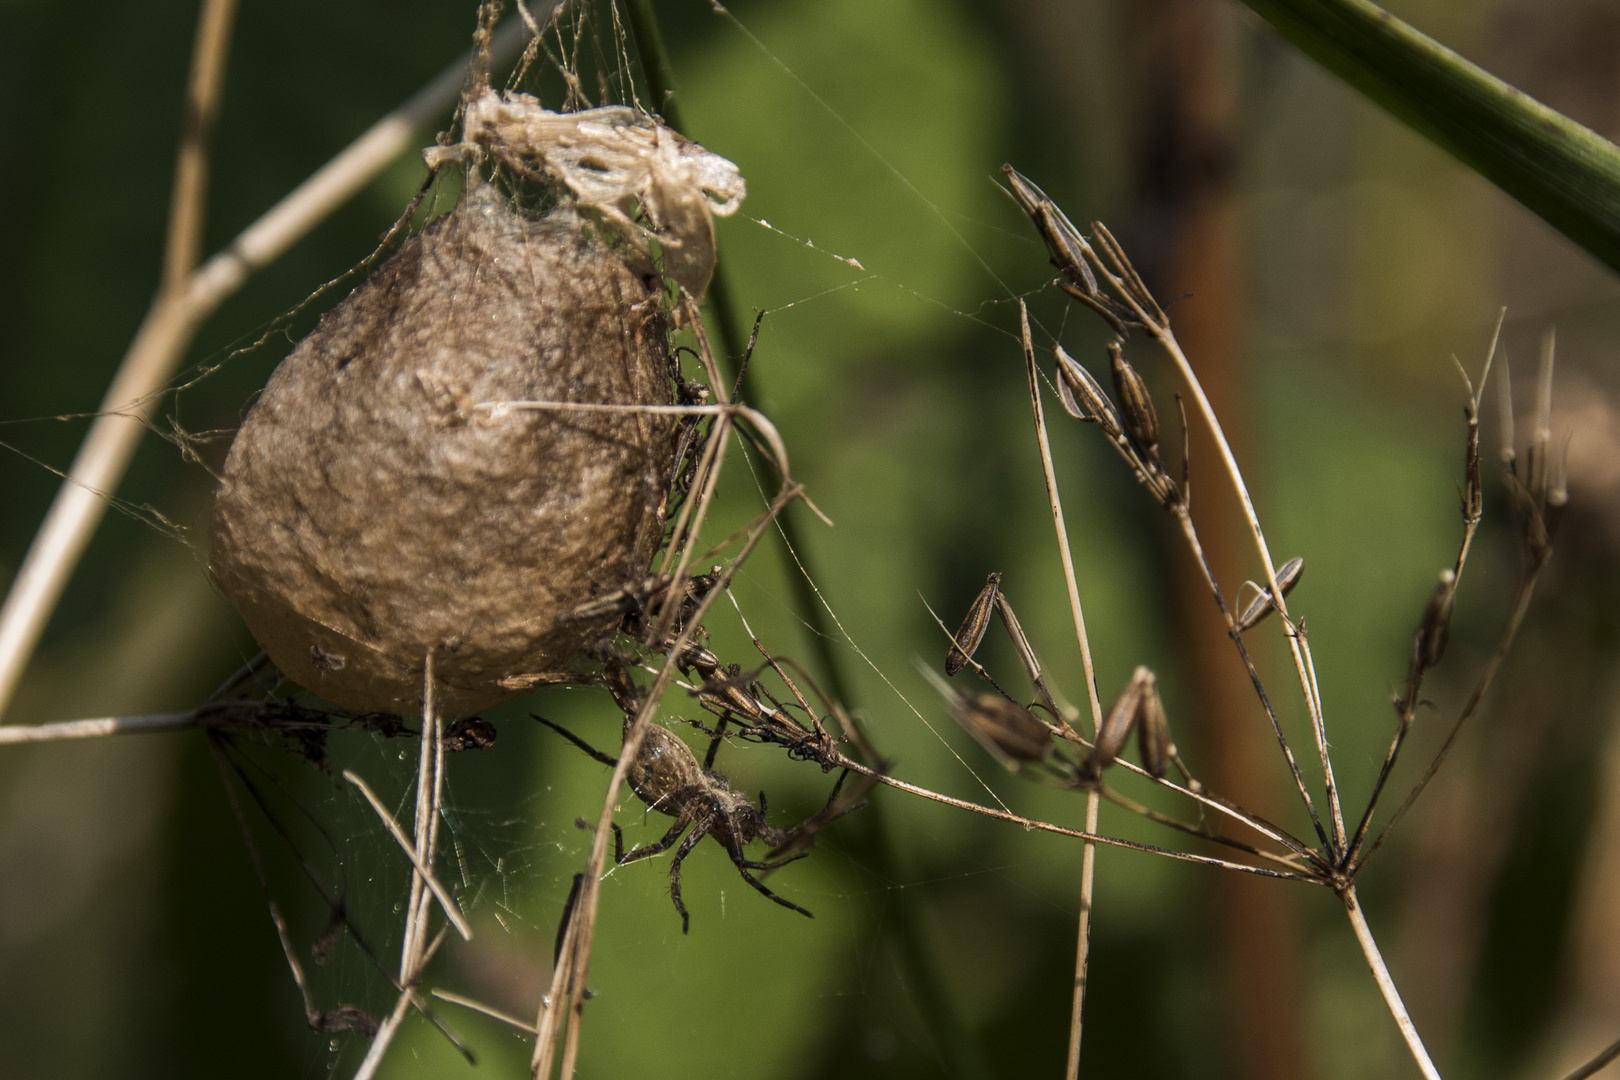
[536,715,856,932]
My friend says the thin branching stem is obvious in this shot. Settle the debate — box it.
[1059,219,1452,1077]
[345,769,472,941]
[1172,509,1336,853]
[532,312,806,1076]
[354,655,451,1080]
[432,990,539,1035]
[0,711,200,743]
[1095,785,1311,873]
[830,754,1313,882]
[163,0,239,294]
[1081,239,1344,850]
[1353,562,1545,872]
[1069,791,1100,1080]
[1345,334,1500,866]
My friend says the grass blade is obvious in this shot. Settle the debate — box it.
[1236,0,1620,272]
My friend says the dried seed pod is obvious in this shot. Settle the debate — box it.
[1092,666,1154,774]
[1108,343,1159,452]
[1134,671,1171,779]
[1462,400,1483,525]
[1415,569,1457,671]
[920,663,1052,771]
[950,692,1054,771]
[1236,557,1305,631]
[946,572,1001,676]
[1000,166,1096,296]
[1055,346,1124,437]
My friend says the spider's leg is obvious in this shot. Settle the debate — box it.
[702,716,728,770]
[811,796,866,832]
[733,862,814,920]
[532,715,618,767]
[765,785,868,861]
[616,816,689,866]
[668,823,710,934]
[737,850,810,871]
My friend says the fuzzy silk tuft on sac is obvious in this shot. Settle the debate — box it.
[209,183,676,718]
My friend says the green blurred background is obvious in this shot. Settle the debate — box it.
[4,0,1620,1077]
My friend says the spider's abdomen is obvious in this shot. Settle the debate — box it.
[626,724,708,815]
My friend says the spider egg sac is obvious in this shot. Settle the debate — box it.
[210,180,682,718]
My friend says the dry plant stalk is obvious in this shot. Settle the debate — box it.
[982,164,1582,1078]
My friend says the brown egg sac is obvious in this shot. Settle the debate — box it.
[209,181,677,718]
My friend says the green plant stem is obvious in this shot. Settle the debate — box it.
[1234,0,1620,273]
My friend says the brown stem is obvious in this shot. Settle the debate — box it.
[831,754,1314,882]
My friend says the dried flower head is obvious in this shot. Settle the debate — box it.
[1054,346,1124,437]
[1135,674,1173,779]
[950,692,1055,770]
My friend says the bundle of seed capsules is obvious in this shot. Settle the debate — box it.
[209,89,744,718]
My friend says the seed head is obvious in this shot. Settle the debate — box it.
[951,692,1055,771]
[1091,666,1157,774]
[946,573,1002,676]
[1108,343,1159,453]
[921,662,1053,772]
[1135,673,1172,779]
